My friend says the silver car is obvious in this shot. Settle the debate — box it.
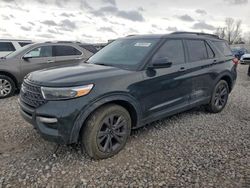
[0,42,95,98]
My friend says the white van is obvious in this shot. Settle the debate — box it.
[0,39,32,57]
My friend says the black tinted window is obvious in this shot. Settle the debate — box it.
[79,45,98,53]
[25,46,52,58]
[0,42,15,51]
[54,46,82,56]
[152,40,185,65]
[213,41,232,56]
[206,43,215,58]
[186,40,207,62]
[19,42,32,47]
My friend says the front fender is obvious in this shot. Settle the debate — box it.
[69,92,142,143]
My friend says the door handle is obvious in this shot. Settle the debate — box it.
[179,67,186,72]
[47,60,55,63]
[75,57,82,60]
[212,59,217,65]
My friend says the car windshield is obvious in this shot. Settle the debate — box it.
[87,38,160,70]
[5,44,33,58]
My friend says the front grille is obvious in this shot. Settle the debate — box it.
[243,58,250,61]
[20,81,46,108]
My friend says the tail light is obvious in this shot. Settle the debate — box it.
[232,58,239,65]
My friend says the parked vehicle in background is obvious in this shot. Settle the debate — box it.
[0,42,94,98]
[79,44,98,54]
[19,32,237,159]
[240,53,250,65]
[0,39,32,57]
[91,43,108,51]
[231,47,248,60]
[240,53,250,76]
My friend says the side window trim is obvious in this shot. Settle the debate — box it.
[205,41,215,59]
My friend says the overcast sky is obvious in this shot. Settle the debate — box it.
[0,0,249,43]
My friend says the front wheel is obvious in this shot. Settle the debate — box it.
[0,75,16,99]
[81,104,131,159]
[206,80,229,113]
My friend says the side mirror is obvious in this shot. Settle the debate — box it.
[23,53,32,60]
[149,58,172,69]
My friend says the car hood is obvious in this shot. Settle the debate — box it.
[241,53,250,59]
[27,63,132,87]
[242,54,250,57]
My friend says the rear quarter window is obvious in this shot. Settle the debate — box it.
[212,41,232,56]
[54,45,82,56]
[0,42,15,51]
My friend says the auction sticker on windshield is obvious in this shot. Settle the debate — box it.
[134,43,152,47]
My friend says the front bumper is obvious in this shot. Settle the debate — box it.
[19,97,87,144]
[240,60,250,65]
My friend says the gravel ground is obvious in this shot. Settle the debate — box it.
[0,65,250,188]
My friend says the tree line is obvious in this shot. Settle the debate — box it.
[214,18,250,45]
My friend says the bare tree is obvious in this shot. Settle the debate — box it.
[244,32,250,45]
[214,18,242,44]
[215,27,226,39]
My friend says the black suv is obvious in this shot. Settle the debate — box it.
[19,32,237,159]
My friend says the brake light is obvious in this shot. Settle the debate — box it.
[232,58,239,65]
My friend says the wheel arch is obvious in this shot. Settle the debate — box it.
[217,73,234,93]
[0,71,18,89]
[69,93,142,143]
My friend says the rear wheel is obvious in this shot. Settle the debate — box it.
[0,75,15,99]
[206,80,229,113]
[81,104,131,159]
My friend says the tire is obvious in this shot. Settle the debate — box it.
[206,80,229,113]
[81,104,131,159]
[248,65,250,76]
[0,75,16,99]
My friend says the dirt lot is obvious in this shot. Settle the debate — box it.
[0,65,250,188]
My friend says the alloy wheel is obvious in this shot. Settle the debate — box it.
[0,79,12,97]
[97,114,128,153]
[214,83,228,109]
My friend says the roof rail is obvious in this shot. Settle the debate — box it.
[57,41,81,43]
[0,39,32,41]
[126,35,137,37]
[44,41,81,44]
[171,32,220,39]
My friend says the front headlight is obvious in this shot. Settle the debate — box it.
[41,84,94,100]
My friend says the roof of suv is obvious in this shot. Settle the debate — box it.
[126,32,224,41]
[0,39,32,42]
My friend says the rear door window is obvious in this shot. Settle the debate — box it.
[0,42,15,51]
[54,45,82,56]
[186,40,208,62]
[212,41,232,56]
[152,39,185,65]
